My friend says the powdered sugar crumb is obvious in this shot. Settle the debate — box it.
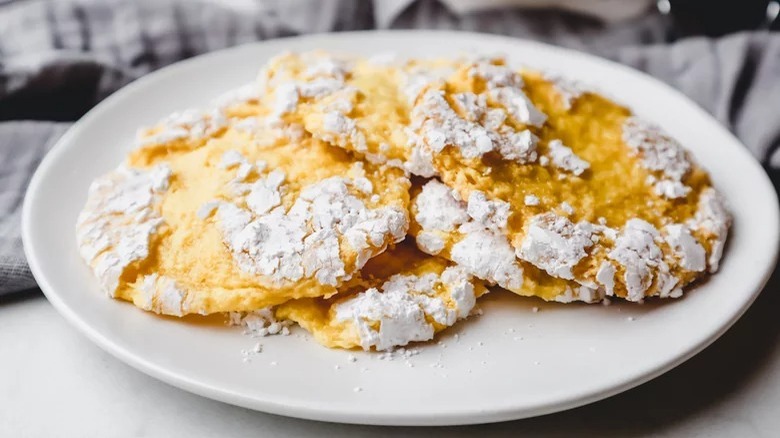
[559,202,575,216]
[547,139,590,176]
[524,194,540,206]
[228,308,293,337]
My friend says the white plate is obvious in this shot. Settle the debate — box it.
[23,31,779,426]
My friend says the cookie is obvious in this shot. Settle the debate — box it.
[77,106,410,315]
[407,58,730,302]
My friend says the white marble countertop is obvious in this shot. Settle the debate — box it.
[2,262,779,437]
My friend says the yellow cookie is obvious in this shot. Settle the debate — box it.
[77,105,410,315]
[276,241,487,351]
[408,58,730,302]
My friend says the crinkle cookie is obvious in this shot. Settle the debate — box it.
[77,104,410,315]
[407,58,730,302]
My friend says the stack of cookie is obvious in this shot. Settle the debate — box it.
[76,52,730,351]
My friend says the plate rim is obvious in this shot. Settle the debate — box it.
[22,29,780,426]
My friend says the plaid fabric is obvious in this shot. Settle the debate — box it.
[0,121,70,293]
[1,0,778,295]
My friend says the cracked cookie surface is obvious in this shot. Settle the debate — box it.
[406,58,729,302]
[78,104,410,315]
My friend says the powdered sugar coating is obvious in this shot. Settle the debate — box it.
[261,52,369,155]
[138,273,191,316]
[320,110,369,153]
[607,219,666,302]
[213,156,408,286]
[261,52,350,87]
[399,61,456,105]
[414,180,524,291]
[622,117,693,199]
[236,117,307,148]
[335,266,477,351]
[542,72,588,110]
[135,108,227,148]
[76,164,171,296]
[688,187,731,272]
[488,86,547,128]
[664,224,706,272]
[547,139,590,176]
[466,191,511,232]
[468,60,546,127]
[596,261,616,296]
[559,202,575,216]
[196,201,220,220]
[411,88,539,166]
[133,81,264,154]
[220,150,246,169]
[469,61,523,88]
[414,174,725,302]
[517,213,595,280]
[416,231,446,255]
[524,194,540,206]
[403,132,439,177]
[451,224,524,291]
[653,179,691,199]
[516,206,724,301]
[414,91,496,158]
[414,180,470,232]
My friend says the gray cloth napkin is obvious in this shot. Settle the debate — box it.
[1,0,778,295]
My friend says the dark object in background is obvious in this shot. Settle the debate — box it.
[666,0,780,37]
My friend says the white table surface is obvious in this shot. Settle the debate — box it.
[2,260,780,437]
